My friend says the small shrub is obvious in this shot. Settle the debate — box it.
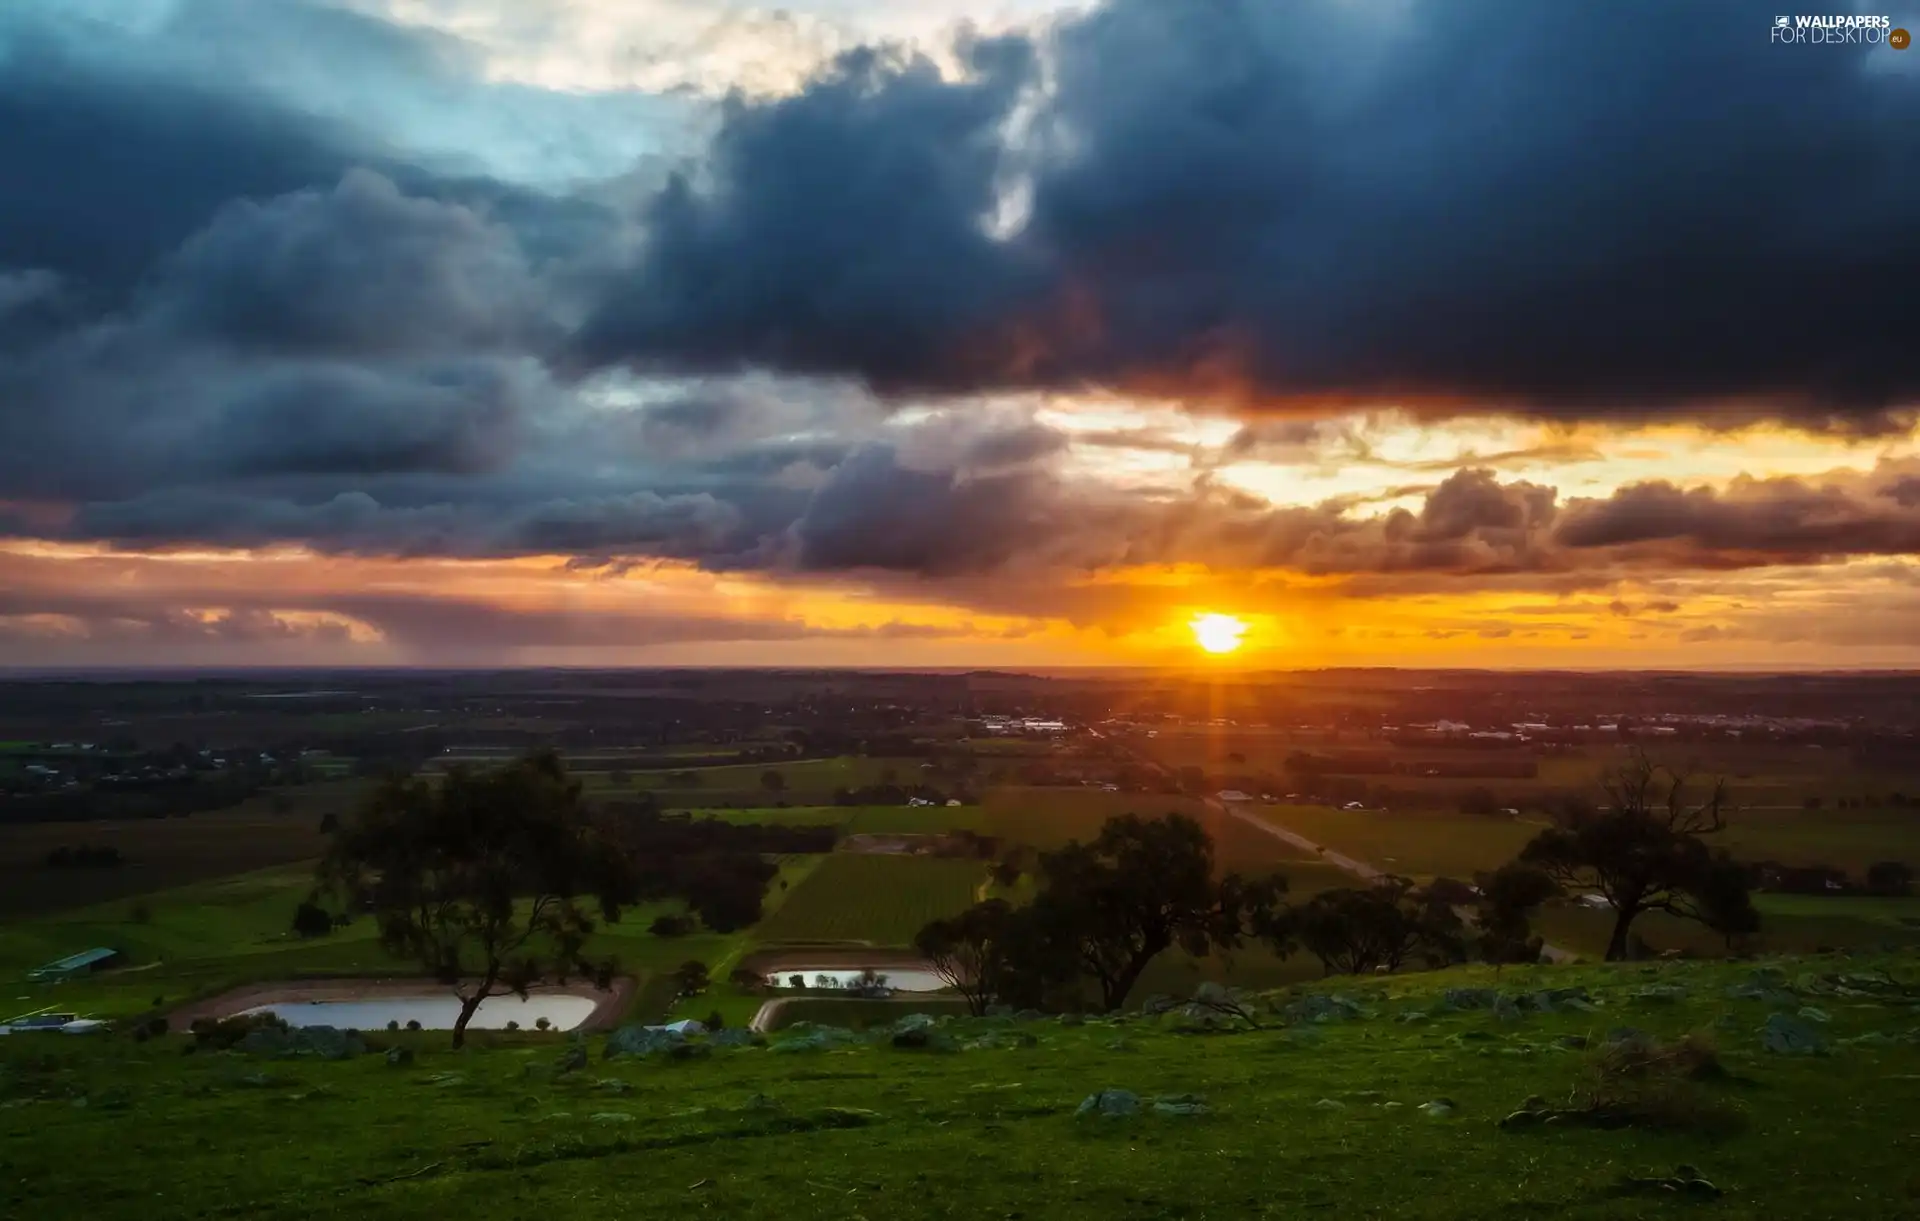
[146,1016,169,1037]
[1568,1032,1743,1134]
[705,1009,726,1032]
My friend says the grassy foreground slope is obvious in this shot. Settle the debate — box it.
[6,953,1920,1220]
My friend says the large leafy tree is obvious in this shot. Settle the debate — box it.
[1518,751,1756,961]
[322,751,632,1047]
[1031,813,1283,1011]
[916,899,1018,1016]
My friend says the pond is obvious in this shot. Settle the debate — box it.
[242,993,599,1031]
[762,967,947,992]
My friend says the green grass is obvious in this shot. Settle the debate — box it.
[753,854,984,946]
[8,952,1920,1219]
[1717,807,1920,875]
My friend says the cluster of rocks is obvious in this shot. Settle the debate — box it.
[235,1024,364,1061]
[1073,1089,1212,1118]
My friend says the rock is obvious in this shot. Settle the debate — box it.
[772,1027,858,1054]
[1013,1009,1047,1023]
[667,1042,711,1061]
[1631,984,1689,1004]
[709,1028,761,1048]
[1394,1010,1430,1024]
[1762,1012,1829,1055]
[1499,1109,1543,1128]
[1140,995,1177,1016]
[1797,1006,1832,1024]
[593,1078,634,1094]
[1058,1013,1086,1027]
[238,1024,362,1061]
[1153,1094,1211,1116]
[1381,1101,1404,1110]
[1417,1099,1456,1118]
[590,1112,633,1123]
[1076,1089,1141,1118]
[1492,996,1524,1023]
[1284,995,1363,1024]
[555,1045,588,1074]
[604,1026,684,1059]
[384,1046,414,1068]
[1726,968,1797,1004]
[1442,988,1500,1011]
[1522,987,1597,1013]
[891,1028,932,1049]
[1604,1026,1653,1051]
[893,1013,938,1035]
[1313,1098,1346,1111]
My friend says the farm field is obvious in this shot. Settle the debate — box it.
[1716,807,1920,874]
[0,779,369,918]
[982,786,1312,873]
[1246,804,1544,881]
[752,853,984,946]
[1537,896,1920,960]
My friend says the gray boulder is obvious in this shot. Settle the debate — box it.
[709,1028,761,1048]
[555,1044,588,1074]
[1153,1094,1211,1116]
[1442,988,1500,1011]
[603,1025,684,1059]
[384,1046,414,1068]
[1076,1089,1141,1118]
[1140,995,1178,1016]
[1284,995,1363,1024]
[239,1024,362,1061]
[1762,1012,1829,1056]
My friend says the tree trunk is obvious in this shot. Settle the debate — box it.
[1604,909,1635,962]
[450,991,486,1048]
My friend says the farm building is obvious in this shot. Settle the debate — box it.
[1216,790,1253,802]
[27,947,121,982]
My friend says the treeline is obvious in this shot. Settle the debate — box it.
[3,770,270,824]
[1748,859,1912,897]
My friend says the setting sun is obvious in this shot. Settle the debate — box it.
[1190,613,1248,655]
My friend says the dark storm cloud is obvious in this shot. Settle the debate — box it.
[577,0,1920,424]
[1553,472,1920,563]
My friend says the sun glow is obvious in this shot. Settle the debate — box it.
[1189,613,1248,655]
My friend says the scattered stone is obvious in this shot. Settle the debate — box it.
[1442,988,1500,1011]
[1153,1094,1211,1116]
[1313,1098,1346,1111]
[1761,1012,1829,1056]
[238,1025,363,1061]
[590,1112,633,1123]
[1417,1099,1456,1118]
[1606,1166,1722,1201]
[384,1047,414,1068]
[1058,1013,1086,1027]
[709,1028,761,1049]
[1105,1038,1133,1052]
[667,1042,711,1061]
[555,1045,588,1074]
[1284,995,1363,1024]
[1492,996,1524,1023]
[593,1078,634,1094]
[1726,968,1797,1004]
[1140,995,1178,1017]
[1797,1006,1832,1024]
[1076,1089,1141,1119]
[1014,1009,1046,1023]
[1499,1109,1544,1129]
[1631,984,1689,1004]
[1394,1010,1430,1024]
[604,1026,684,1059]
[1603,1027,1653,1051]
[893,1014,937,1035]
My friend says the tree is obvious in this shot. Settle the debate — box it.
[674,960,709,995]
[1518,751,1753,961]
[917,899,1018,1016]
[760,770,786,795]
[291,899,336,939]
[1031,813,1283,1011]
[1696,854,1761,950]
[318,811,340,834]
[320,752,630,1048]
[1285,878,1465,976]
[728,966,766,993]
[1473,863,1560,965]
[1867,860,1914,897]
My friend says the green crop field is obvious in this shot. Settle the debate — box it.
[752,854,984,945]
[1248,805,1547,881]
[9,953,1920,1220]
[1537,897,1920,960]
[983,787,1312,873]
[1717,807,1920,874]
[843,804,988,834]
[0,779,371,918]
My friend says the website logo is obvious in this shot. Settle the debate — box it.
[1770,14,1906,44]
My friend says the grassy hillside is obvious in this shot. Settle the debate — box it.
[5,953,1919,1219]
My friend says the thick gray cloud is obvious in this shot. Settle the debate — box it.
[577,0,1920,425]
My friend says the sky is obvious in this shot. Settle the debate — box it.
[2,0,1918,670]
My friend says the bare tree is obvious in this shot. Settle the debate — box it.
[1520,751,1752,961]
